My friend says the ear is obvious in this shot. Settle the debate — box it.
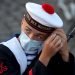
[21,18,25,25]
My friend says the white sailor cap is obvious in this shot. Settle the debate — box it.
[25,2,63,33]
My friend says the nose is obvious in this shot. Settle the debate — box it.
[28,33,35,40]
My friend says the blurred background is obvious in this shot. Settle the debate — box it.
[0,0,75,55]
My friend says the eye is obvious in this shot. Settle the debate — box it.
[35,35,44,40]
[35,34,48,41]
[38,36,43,39]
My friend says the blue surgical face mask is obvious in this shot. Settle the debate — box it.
[19,31,43,54]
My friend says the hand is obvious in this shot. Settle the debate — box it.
[39,33,62,66]
[54,29,69,62]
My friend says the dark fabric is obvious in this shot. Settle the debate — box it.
[23,52,75,75]
[0,44,75,75]
[32,60,48,75]
[0,44,20,75]
[47,53,75,75]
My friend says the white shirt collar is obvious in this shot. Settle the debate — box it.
[1,37,27,74]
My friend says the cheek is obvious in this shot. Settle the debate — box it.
[21,24,24,31]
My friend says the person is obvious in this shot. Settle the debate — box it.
[0,2,75,75]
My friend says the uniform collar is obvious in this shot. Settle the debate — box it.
[1,36,27,74]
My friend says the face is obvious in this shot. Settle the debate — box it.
[21,18,50,41]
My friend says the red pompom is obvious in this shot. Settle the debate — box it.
[42,3,54,14]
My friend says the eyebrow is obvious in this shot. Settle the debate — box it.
[26,26,45,35]
[25,26,32,31]
[35,33,44,36]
